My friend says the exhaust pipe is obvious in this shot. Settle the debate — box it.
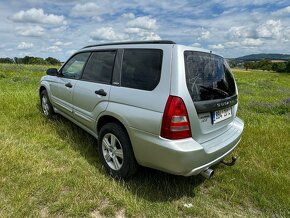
[200,168,214,179]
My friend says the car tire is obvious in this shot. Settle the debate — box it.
[40,90,55,119]
[98,122,138,179]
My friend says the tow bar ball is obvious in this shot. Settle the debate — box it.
[200,156,237,179]
[221,156,237,166]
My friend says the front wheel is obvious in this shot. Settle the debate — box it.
[98,123,138,179]
[40,90,55,119]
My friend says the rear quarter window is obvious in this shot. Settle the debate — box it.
[121,49,163,91]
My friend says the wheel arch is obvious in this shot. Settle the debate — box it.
[39,85,46,97]
[96,114,138,157]
[97,115,129,137]
[97,116,139,178]
[39,81,51,97]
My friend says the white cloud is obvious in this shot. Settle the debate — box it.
[208,41,244,50]
[127,16,157,30]
[240,38,263,47]
[54,41,72,46]
[223,41,240,48]
[199,30,210,40]
[125,16,160,40]
[213,0,275,8]
[16,25,45,37]
[228,26,251,39]
[92,16,102,22]
[90,27,129,41]
[10,8,66,25]
[137,31,161,40]
[125,28,141,34]
[46,45,62,52]
[192,42,201,47]
[209,44,224,49]
[17,42,34,50]
[54,41,63,46]
[1,0,289,60]
[122,13,135,19]
[125,27,161,40]
[51,25,69,32]
[256,19,283,38]
[71,2,100,17]
[66,49,77,56]
[272,6,290,17]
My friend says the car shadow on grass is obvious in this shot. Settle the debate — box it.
[39,105,205,202]
[126,167,205,202]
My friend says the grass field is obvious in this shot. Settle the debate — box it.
[0,63,289,217]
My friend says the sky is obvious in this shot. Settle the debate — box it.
[0,0,290,61]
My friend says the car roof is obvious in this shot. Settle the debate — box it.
[77,40,222,58]
[82,40,176,49]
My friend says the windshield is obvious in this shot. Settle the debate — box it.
[184,51,236,102]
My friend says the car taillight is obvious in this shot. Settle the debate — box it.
[161,96,192,139]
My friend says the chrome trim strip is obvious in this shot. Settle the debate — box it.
[54,101,73,113]
[74,111,93,122]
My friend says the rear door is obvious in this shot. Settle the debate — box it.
[50,52,90,115]
[72,50,116,130]
[182,50,238,142]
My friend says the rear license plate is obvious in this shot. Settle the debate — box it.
[212,107,232,124]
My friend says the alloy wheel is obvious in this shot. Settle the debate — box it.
[41,95,49,116]
[102,133,124,170]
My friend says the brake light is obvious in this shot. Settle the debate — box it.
[161,96,192,139]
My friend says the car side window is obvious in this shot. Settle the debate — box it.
[61,52,90,79]
[121,49,163,91]
[81,51,116,84]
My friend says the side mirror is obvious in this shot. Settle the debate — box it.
[46,68,59,76]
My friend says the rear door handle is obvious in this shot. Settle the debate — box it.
[95,89,107,96]
[65,82,73,88]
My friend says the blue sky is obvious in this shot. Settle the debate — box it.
[1,0,290,60]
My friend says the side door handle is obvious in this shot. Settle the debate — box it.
[95,89,107,96]
[65,82,73,88]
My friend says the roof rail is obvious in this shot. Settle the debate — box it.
[82,40,176,49]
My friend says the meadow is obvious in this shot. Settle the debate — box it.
[0,63,289,217]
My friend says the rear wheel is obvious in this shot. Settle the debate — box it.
[98,123,138,179]
[40,90,55,119]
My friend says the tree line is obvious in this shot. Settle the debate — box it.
[244,60,290,73]
[229,59,290,73]
[0,56,61,65]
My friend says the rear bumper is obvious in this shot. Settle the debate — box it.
[130,117,244,176]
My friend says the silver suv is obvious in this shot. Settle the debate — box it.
[39,40,244,179]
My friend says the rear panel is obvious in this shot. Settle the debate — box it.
[106,44,173,136]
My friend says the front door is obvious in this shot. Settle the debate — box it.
[50,52,90,116]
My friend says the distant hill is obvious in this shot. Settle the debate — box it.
[235,53,290,61]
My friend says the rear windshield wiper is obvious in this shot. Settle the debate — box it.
[200,85,229,97]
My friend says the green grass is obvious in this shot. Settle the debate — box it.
[0,64,289,217]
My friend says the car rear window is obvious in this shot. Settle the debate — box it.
[184,51,236,102]
[121,49,163,91]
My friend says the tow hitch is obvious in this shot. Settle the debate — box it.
[221,156,237,166]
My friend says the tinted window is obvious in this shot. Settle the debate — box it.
[121,49,162,91]
[82,51,116,84]
[184,51,236,101]
[62,52,90,79]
